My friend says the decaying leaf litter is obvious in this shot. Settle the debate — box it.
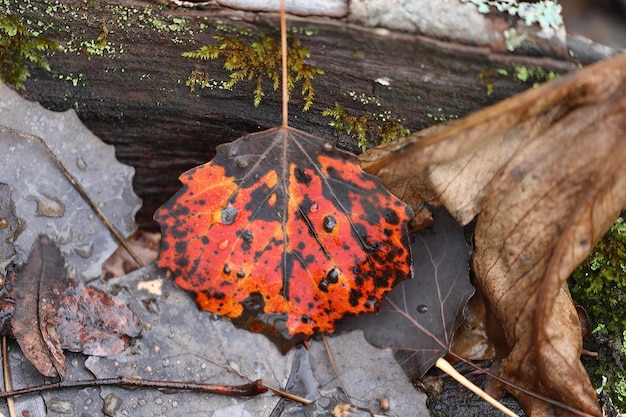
[361,53,626,416]
[0,4,623,416]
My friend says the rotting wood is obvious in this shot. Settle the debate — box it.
[7,0,620,227]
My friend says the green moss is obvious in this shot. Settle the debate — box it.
[570,214,626,411]
[513,65,558,85]
[0,12,61,89]
[322,103,410,151]
[482,65,559,93]
[182,32,323,110]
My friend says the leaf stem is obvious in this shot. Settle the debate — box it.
[280,0,288,127]
[2,337,17,417]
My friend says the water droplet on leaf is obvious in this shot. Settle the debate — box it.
[27,192,65,217]
[241,229,253,243]
[74,242,94,258]
[322,142,334,152]
[218,239,230,250]
[310,202,319,213]
[220,204,238,225]
[365,298,378,309]
[326,267,340,283]
[417,304,428,313]
[323,215,336,232]
[223,264,231,274]
[76,157,87,171]
[237,269,245,278]
[103,394,122,416]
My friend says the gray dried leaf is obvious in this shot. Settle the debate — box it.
[82,263,428,417]
[0,82,141,280]
[0,182,18,263]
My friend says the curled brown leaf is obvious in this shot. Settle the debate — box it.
[12,235,68,377]
[361,53,626,416]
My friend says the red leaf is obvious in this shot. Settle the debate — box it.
[154,126,413,349]
[54,281,141,356]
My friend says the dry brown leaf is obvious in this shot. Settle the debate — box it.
[361,53,626,416]
[11,235,141,377]
[12,235,68,377]
[100,230,160,280]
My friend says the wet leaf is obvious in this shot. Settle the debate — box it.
[0,82,141,280]
[10,235,140,377]
[54,281,141,356]
[154,126,413,350]
[0,183,18,333]
[0,182,18,263]
[12,235,68,377]
[339,206,473,379]
[83,263,427,417]
[361,53,626,416]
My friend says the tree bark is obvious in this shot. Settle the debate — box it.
[6,0,618,227]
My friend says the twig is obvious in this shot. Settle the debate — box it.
[0,125,144,267]
[322,333,351,402]
[0,377,268,399]
[2,337,17,417]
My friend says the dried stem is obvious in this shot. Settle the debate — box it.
[322,334,350,402]
[280,0,288,127]
[0,377,268,399]
[2,337,17,417]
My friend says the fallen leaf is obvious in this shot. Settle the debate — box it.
[0,183,18,334]
[447,289,496,364]
[12,235,68,377]
[0,182,18,263]
[0,82,141,280]
[339,206,474,379]
[83,263,427,417]
[361,53,626,416]
[54,281,141,356]
[10,235,140,377]
[100,230,160,279]
[154,126,413,351]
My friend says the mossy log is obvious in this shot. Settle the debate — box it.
[5,0,619,227]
